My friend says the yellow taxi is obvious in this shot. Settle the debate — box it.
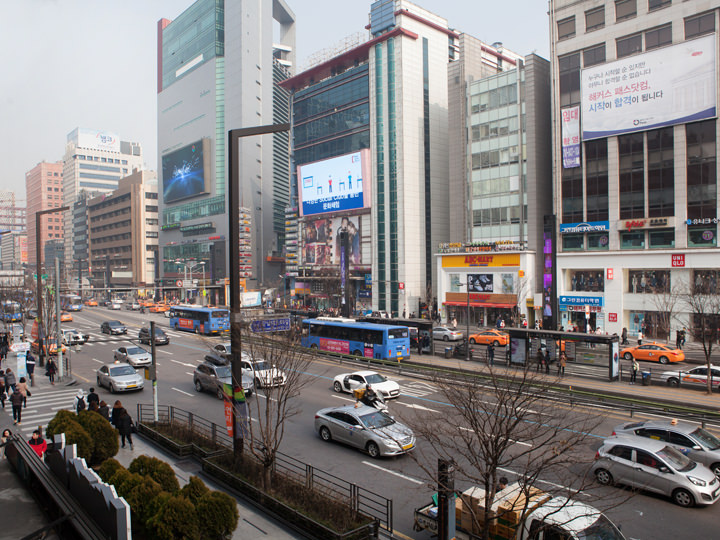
[31,338,67,356]
[468,329,509,347]
[60,311,73,322]
[85,299,98,307]
[621,342,685,364]
[149,303,171,313]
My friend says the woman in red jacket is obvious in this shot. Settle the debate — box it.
[28,430,47,458]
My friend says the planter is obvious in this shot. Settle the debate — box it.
[137,422,193,458]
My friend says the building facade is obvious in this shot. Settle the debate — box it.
[25,161,64,269]
[550,0,720,337]
[157,0,295,300]
[87,170,159,293]
[0,190,26,233]
[0,232,27,271]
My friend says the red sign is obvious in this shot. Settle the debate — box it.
[178,318,194,330]
[608,313,617,323]
[224,397,233,437]
[607,268,614,280]
[398,282,405,290]
[624,219,646,231]
[320,338,350,354]
[671,254,685,267]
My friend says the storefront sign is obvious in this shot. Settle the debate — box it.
[441,253,520,268]
[398,282,404,290]
[620,217,674,230]
[671,254,685,267]
[559,221,610,234]
[607,268,613,280]
[608,313,617,322]
[686,217,719,225]
[180,222,214,233]
[559,295,604,307]
[161,222,181,231]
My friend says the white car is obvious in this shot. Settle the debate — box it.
[62,328,89,345]
[433,326,464,341]
[659,365,720,390]
[110,302,122,310]
[240,357,286,388]
[114,345,152,368]
[333,370,400,399]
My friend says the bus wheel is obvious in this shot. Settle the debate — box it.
[352,350,362,357]
[310,344,318,350]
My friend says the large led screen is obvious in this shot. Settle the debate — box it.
[301,215,363,267]
[297,150,371,217]
[162,139,209,204]
[582,35,716,140]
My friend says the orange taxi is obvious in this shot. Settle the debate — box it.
[140,300,155,308]
[149,303,171,313]
[621,342,685,364]
[60,311,73,322]
[85,299,98,307]
[31,338,67,356]
[468,329,509,347]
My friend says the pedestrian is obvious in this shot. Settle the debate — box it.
[0,428,11,459]
[26,353,36,387]
[28,430,47,458]
[10,387,23,425]
[46,358,57,385]
[111,400,123,426]
[487,344,495,366]
[88,400,99,413]
[16,377,29,408]
[621,327,628,346]
[73,389,86,414]
[0,334,8,362]
[681,327,687,347]
[87,387,100,408]
[451,317,457,329]
[496,476,509,493]
[536,349,544,372]
[544,348,551,374]
[98,400,110,421]
[558,351,567,376]
[637,329,643,346]
[115,408,134,450]
[630,358,639,384]
[416,335,423,356]
[4,368,16,393]
[0,374,5,409]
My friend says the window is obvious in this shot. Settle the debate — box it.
[645,24,672,50]
[570,270,605,292]
[693,270,720,294]
[558,16,576,40]
[619,133,645,219]
[685,12,715,39]
[587,232,609,250]
[688,225,717,247]
[668,432,694,448]
[635,450,661,469]
[617,34,642,58]
[609,445,633,460]
[647,127,674,216]
[561,166,583,223]
[583,44,606,67]
[686,120,717,221]
[628,270,670,293]
[649,229,675,248]
[562,234,584,251]
[585,140,608,221]
[559,53,581,107]
[637,428,669,441]
[585,7,605,32]
[621,231,645,249]
[649,0,671,10]
[615,0,637,21]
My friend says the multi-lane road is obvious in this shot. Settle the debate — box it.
[30,306,720,539]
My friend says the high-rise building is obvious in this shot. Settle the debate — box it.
[26,161,64,269]
[0,232,27,271]
[62,127,143,271]
[0,190,26,233]
[550,0,720,337]
[157,0,296,300]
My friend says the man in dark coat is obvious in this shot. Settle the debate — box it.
[87,387,100,408]
[115,408,134,449]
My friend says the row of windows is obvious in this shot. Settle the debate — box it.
[472,205,524,227]
[470,85,518,113]
[293,103,370,147]
[562,225,716,252]
[472,147,521,169]
[162,195,224,225]
[471,116,521,141]
[75,155,129,165]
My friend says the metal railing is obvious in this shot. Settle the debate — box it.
[137,404,393,532]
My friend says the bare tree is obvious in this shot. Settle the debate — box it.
[649,284,682,344]
[403,365,629,540]
[681,284,720,394]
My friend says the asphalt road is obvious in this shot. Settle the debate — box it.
[55,307,720,540]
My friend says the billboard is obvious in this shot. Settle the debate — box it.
[74,128,121,152]
[468,274,493,293]
[301,215,362,266]
[297,150,371,217]
[561,106,581,168]
[162,139,209,204]
[582,35,717,140]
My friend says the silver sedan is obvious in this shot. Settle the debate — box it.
[432,326,464,341]
[113,346,152,368]
[314,404,415,458]
[96,363,145,393]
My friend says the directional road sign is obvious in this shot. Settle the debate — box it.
[250,317,291,333]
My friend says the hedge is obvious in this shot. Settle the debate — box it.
[77,410,119,463]
[128,455,179,493]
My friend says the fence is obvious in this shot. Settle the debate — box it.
[137,404,393,532]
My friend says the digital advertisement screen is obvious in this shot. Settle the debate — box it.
[297,150,371,217]
[301,215,362,267]
[162,140,208,204]
[468,274,493,293]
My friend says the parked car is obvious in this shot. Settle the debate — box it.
[193,359,254,399]
[138,326,169,345]
[612,420,720,478]
[62,328,89,346]
[114,345,152,368]
[468,329,509,347]
[592,436,720,507]
[101,320,127,335]
[333,370,401,399]
[240,357,286,388]
[432,326,464,341]
[658,365,720,391]
[314,404,415,458]
[96,363,144,393]
[620,342,684,364]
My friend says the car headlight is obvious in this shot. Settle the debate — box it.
[688,476,707,486]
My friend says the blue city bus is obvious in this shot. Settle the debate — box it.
[61,294,83,312]
[2,301,23,322]
[169,306,230,335]
[300,319,411,361]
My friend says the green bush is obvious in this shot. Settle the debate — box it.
[125,476,164,525]
[195,491,239,540]
[108,468,132,494]
[47,409,77,436]
[96,458,124,482]
[49,419,93,460]
[129,455,179,493]
[148,495,200,540]
[77,410,119,463]
[179,475,209,505]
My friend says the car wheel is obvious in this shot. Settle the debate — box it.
[367,441,381,458]
[194,380,203,392]
[319,426,332,442]
[594,469,613,486]
[672,488,694,507]
[333,381,343,393]
[711,463,720,479]
[623,352,633,360]
[667,377,680,387]
[443,335,449,341]
[659,356,669,365]
[310,344,318,350]
[469,338,476,344]
[493,340,500,347]
[109,384,116,394]
[216,387,225,400]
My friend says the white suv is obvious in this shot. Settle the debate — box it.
[241,357,286,388]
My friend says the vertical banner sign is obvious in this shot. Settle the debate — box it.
[223,383,234,437]
[16,351,28,379]
[232,385,249,441]
[561,106,581,168]
[610,342,619,380]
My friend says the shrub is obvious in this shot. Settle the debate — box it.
[125,476,163,525]
[96,458,124,483]
[179,475,209,505]
[47,409,77,436]
[108,468,133,495]
[49,419,93,460]
[148,495,200,540]
[129,455,179,493]
[195,491,239,540]
[77,410,119,462]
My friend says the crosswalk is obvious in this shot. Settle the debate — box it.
[2,387,77,437]
[64,328,199,348]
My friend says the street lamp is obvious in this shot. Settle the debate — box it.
[175,260,205,304]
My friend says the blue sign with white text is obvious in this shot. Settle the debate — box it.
[559,296,604,307]
[250,317,291,333]
[559,221,610,234]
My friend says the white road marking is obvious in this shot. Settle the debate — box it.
[496,466,591,497]
[396,402,440,413]
[361,461,424,485]
[255,394,277,402]
[458,426,532,447]
[158,350,172,355]
[331,395,355,403]
[171,387,194,397]
[170,359,196,368]
[185,372,194,376]
[91,358,103,363]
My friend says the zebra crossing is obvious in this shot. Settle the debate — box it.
[2,387,77,437]
[64,328,191,348]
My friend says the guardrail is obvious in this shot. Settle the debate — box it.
[137,404,393,532]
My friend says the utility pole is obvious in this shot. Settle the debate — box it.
[55,256,63,380]
[150,320,159,422]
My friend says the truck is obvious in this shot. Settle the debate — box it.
[413,482,626,540]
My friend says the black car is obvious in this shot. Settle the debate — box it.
[138,326,169,345]
[101,320,127,335]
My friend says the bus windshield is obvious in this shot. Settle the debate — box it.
[212,310,229,318]
[388,328,408,339]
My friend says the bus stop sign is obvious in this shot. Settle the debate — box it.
[250,317,291,333]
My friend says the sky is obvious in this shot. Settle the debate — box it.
[1,0,550,203]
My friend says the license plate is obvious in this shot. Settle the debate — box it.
[126,384,137,388]
[402,443,414,450]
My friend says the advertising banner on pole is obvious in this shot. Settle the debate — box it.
[561,106,581,168]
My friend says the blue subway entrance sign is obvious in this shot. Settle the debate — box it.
[250,317,291,333]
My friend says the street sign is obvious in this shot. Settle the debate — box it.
[175,279,183,287]
[10,342,30,353]
[250,317,291,333]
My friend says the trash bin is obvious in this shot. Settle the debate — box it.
[641,371,652,386]
[445,347,453,359]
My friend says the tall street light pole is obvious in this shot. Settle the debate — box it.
[35,206,69,368]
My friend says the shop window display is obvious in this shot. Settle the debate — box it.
[570,270,604,292]
[628,270,670,294]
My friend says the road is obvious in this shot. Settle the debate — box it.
[30,306,720,540]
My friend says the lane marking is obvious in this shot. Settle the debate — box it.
[171,387,194,397]
[361,461,424,485]
[496,466,591,497]
[170,359,196,368]
[91,358,103,364]
[331,395,355,403]
[396,402,440,413]
[159,350,173,355]
[458,426,532,447]
[185,372,194,376]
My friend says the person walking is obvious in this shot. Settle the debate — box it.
[681,327,687,348]
[26,353,36,387]
[111,400,123,426]
[98,400,110,421]
[28,430,47,458]
[87,387,100,408]
[487,344,495,366]
[10,387,23,424]
[544,348,551,374]
[637,329,643,346]
[73,389,86,414]
[115,408,134,450]
[536,349,544,373]
[558,351,567,376]
[621,327,628,346]
[0,428,11,459]
[4,368,16,393]
[630,358,639,385]
[0,374,6,409]
[46,358,57,385]
[0,334,8,363]
[16,377,29,408]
